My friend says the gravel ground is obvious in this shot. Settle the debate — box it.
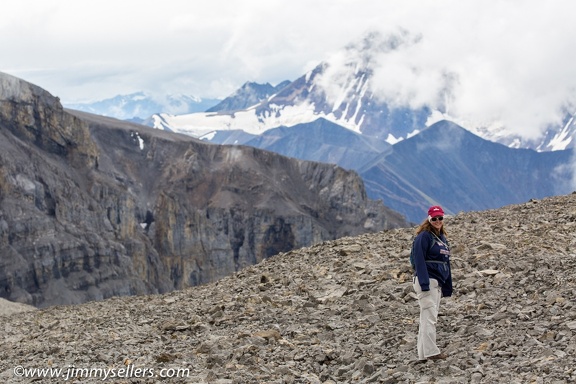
[1,194,575,383]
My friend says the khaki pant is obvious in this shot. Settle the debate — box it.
[413,276,442,360]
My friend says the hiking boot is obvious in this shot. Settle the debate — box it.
[428,353,448,360]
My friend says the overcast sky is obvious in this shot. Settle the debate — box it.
[2,0,576,139]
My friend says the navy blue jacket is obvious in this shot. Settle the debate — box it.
[413,230,453,297]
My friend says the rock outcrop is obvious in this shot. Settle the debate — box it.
[1,194,575,383]
[0,72,407,308]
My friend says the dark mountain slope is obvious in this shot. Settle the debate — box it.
[244,118,390,170]
[361,120,575,222]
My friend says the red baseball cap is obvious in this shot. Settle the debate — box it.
[428,206,444,218]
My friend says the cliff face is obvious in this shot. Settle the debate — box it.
[0,72,407,308]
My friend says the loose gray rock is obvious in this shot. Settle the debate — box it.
[0,298,36,316]
[1,194,576,383]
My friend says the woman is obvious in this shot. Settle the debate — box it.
[412,205,453,361]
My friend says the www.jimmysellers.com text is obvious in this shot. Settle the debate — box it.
[13,364,190,381]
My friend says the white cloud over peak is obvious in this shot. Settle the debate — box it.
[316,2,576,140]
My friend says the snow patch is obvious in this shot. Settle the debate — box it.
[131,132,144,150]
[386,133,402,145]
[155,102,320,137]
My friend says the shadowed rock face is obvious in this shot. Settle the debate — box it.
[0,72,407,308]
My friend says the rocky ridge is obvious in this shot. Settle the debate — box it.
[0,71,406,308]
[1,194,575,383]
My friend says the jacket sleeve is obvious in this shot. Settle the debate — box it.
[413,232,431,291]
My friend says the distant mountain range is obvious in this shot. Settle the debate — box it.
[150,30,576,153]
[64,92,221,122]
[61,30,576,222]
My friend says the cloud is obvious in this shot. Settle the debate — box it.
[2,0,576,141]
[365,1,576,140]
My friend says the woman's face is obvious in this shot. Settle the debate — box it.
[429,215,444,230]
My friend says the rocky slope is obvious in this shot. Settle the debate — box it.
[1,194,575,383]
[0,298,35,317]
[0,71,406,308]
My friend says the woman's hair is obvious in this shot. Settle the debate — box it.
[416,217,448,237]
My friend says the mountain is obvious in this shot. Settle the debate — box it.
[177,116,576,223]
[359,120,575,222]
[537,112,576,151]
[206,80,291,112]
[150,29,576,153]
[64,92,221,121]
[0,71,407,307]
[142,30,576,222]
[244,117,390,170]
[151,30,431,146]
[3,194,576,382]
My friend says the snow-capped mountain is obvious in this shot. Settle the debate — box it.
[64,92,220,121]
[537,113,576,151]
[152,30,431,146]
[151,30,575,152]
